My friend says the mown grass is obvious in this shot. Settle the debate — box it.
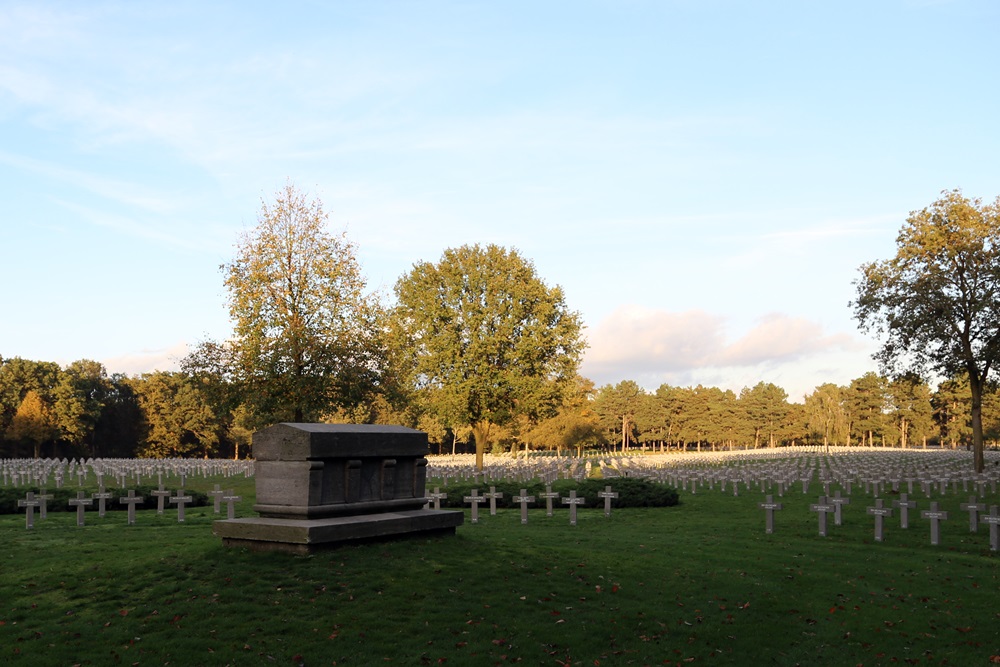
[1,474,999,666]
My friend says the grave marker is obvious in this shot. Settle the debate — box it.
[426,487,448,510]
[119,490,144,525]
[93,486,113,518]
[208,484,225,514]
[17,491,40,529]
[540,485,560,517]
[982,506,1000,552]
[484,486,503,516]
[152,484,171,515]
[170,491,193,522]
[758,494,783,534]
[562,490,585,526]
[830,491,851,526]
[36,489,52,520]
[920,502,949,546]
[892,494,917,529]
[866,499,893,543]
[810,496,836,537]
[598,486,618,517]
[464,489,486,524]
[959,496,986,532]
[69,491,93,526]
[513,489,535,524]
[222,491,241,519]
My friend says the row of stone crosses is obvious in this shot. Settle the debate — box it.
[15,483,243,529]
[758,491,1000,551]
[425,484,619,526]
[1,457,253,490]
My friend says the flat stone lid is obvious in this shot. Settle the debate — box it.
[253,423,429,460]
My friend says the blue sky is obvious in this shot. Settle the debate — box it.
[2,0,998,401]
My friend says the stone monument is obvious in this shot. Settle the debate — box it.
[213,423,463,553]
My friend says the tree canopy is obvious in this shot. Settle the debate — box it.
[207,183,382,426]
[854,189,1000,471]
[392,244,586,469]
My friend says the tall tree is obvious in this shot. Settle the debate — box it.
[933,375,972,449]
[593,380,645,452]
[739,382,789,448]
[854,189,1000,472]
[392,244,585,470]
[888,374,935,448]
[845,372,890,446]
[5,390,58,458]
[130,372,221,458]
[200,183,382,426]
[51,360,109,455]
[804,383,849,450]
[0,357,61,438]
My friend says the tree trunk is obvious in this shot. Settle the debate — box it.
[969,374,986,473]
[621,415,628,452]
[471,420,492,471]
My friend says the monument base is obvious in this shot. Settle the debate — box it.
[213,509,463,554]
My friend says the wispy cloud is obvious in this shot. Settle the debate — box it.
[101,342,188,377]
[581,305,864,393]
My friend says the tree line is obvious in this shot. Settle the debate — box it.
[3,186,1000,469]
[1,355,997,460]
[588,373,1000,454]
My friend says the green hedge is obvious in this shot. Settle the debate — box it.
[0,486,210,515]
[426,477,679,509]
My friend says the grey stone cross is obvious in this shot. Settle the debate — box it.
[866,499,893,543]
[981,505,1000,552]
[830,491,851,526]
[562,490,586,526]
[513,489,535,524]
[810,496,836,537]
[598,486,618,517]
[959,496,986,532]
[93,486,113,518]
[222,491,241,519]
[758,494,783,534]
[36,489,53,520]
[17,491,40,529]
[208,484,225,514]
[152,484,171,515]
[69,491,93,526]
[170,491,193,522]
[119,490,144,525]
[539,485,560,516]
[426,487,448,510]
[892,494,917,529]
[463,489,486,524]
[920,502,949,546]
[484,487,503,516]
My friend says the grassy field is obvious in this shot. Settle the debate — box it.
[2,473,999,666]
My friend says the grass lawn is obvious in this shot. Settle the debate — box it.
[2,474,999,666]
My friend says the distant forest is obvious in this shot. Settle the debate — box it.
[0,355,992,460]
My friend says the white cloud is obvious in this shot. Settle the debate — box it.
[581,305,866,396]
[101,342,188,377]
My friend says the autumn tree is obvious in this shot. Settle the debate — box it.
[191,183,382,427]
[391,244,585,470]
[854,189,1000,472]
[130,372,221,458]
[5,390,58,458]
[525,375,605,456]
